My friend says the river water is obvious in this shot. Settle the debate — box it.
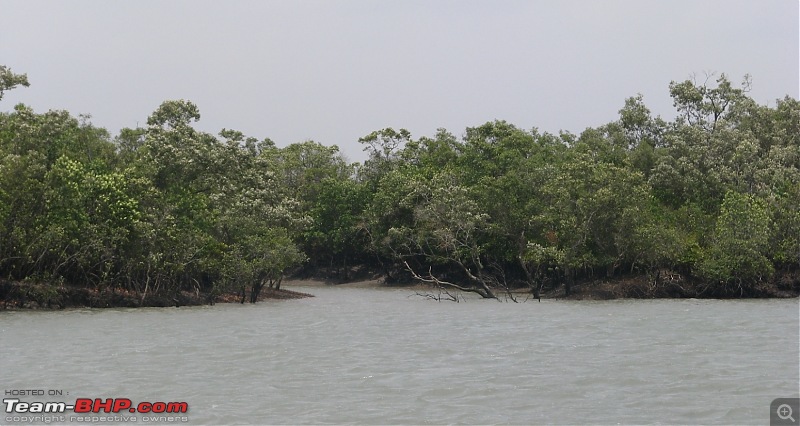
[1,285,798,425]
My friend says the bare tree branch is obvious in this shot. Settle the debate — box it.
[403,261,496,299]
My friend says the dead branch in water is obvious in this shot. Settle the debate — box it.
[403,261,497,300]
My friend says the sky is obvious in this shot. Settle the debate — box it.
[1,0,798,163]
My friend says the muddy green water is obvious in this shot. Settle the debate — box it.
[1,286,798,425]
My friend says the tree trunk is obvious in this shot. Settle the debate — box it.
[249,281,265,303]
[518,256,542,302]
[476,279,497,299]
[533,275,543,302]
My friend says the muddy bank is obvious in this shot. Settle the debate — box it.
[286,269,800,300]
[0,280,313,310]
[283,277,426,290]
[542,273,800,300]
[3,269,797,309]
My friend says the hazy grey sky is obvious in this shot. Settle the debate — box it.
[2,0,798,162]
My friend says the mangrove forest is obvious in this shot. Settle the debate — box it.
[1,65,798,307]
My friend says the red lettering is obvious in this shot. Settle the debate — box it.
[166,402,188,413]
[93,398,114,413]
[74,398,92,413]
[75,398,188,414]
[112,399,131,412]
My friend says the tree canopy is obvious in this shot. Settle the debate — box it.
[1,70,797,305]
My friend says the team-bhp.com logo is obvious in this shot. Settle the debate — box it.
[4,397,189,423]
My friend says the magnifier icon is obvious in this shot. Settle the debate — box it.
[778,404,796,422]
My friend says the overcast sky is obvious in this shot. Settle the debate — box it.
[2,0,798,162]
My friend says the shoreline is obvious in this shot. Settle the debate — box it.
[284,273,800,300]
[0,280,315,310]
[2,272,798,310]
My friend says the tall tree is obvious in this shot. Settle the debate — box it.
[0,65,29,101]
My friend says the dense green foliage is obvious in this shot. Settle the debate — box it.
[1,71,798,302]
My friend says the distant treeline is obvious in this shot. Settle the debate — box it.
[1,66,798,303]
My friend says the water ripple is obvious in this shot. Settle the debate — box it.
[1,287,797,425]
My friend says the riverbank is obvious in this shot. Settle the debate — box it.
[0,280,314,310]
[285,269,800,300]
[2,269,797,309]
[541,272,800,300]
